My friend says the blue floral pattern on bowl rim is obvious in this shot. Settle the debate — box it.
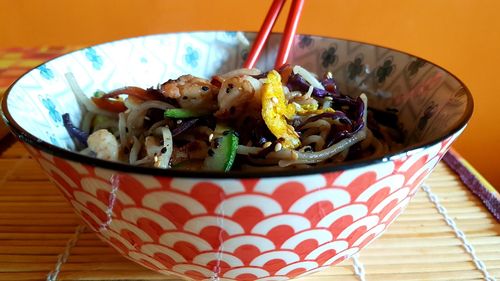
[1,31,473,174]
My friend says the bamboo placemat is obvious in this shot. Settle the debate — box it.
[0,136,498,281]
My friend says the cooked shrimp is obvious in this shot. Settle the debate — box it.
[215,76,262,119]
[87,129,119,161]
[219,68,261,79]
[160,75,218,113]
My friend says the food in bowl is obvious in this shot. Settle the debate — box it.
[63,64,403,172]
[1,32,472,280]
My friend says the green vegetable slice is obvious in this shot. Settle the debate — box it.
[164,108,204,119]
[203,128,239,172]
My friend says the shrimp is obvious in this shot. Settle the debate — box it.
[87,129,119,161]
[160,75,218,113]
[215,76,262,119]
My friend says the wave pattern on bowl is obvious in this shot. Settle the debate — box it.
[27,132,458,280]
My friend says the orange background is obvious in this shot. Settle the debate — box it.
[1,0,499,188]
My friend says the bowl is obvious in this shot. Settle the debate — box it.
[1,31,472,280]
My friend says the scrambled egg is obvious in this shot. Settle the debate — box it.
[261,70,301,149]
[294,103,335,115]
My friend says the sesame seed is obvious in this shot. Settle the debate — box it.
[208,133,214,142]
[201,86,209,91]
[160,147,167,154]
[274,143,283,152]
[214,137,222,148]
[226,83,234,94]
[176,120,182,124]
[271,97,279,104]
[326,72,333,79]
[263,141,272,148]
[325,96,333,101]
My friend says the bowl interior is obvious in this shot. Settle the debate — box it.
[2,31,471,169]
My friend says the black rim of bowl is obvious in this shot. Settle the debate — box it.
[1,31,474,179]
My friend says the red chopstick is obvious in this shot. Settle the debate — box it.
[274,0,305,69]
[243,0,287,69]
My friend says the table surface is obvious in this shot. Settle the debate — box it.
[0,47,499,281]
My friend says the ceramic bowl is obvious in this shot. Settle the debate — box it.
[1,31,472,280]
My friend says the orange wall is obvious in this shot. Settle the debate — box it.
[1,0,499,188]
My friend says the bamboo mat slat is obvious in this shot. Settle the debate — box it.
[0,137,498,281]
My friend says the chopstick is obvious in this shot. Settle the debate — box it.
[274,0,305,69]
[243,0,305,70]
[243,0,287,69]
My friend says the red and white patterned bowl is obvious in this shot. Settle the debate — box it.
[1,32,473,280]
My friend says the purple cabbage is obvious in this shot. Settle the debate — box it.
[251,72,269,79]
[295,96,366,148]
[326,128,353,146]
[287,73,333,98]
[250,119,275,146]
[62,113,89,146]
[321,75,338,95]
[325,120,365,147]
[286,73,356,108]
[296,112,352,131]
[171,118,199,137]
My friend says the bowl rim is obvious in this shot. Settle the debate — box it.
[1,30,474,179]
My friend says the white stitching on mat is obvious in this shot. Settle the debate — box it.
[351,253,367,281]
[422,183,497,281]
[0,156,27,186]
[46,225,86,281]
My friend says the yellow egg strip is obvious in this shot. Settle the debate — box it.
[261,70,301,149]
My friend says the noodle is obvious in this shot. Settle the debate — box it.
[126,100,174,136]
[81,111,95,134]
[293,65,324,90]
[64,65,401,171]
[65,73,116,117]
[146,119,170,137]
[278,94,368,167]
[236,145,264,155]
[118,112,127,148]
[154,127,173,168]
[129,136,142,164]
